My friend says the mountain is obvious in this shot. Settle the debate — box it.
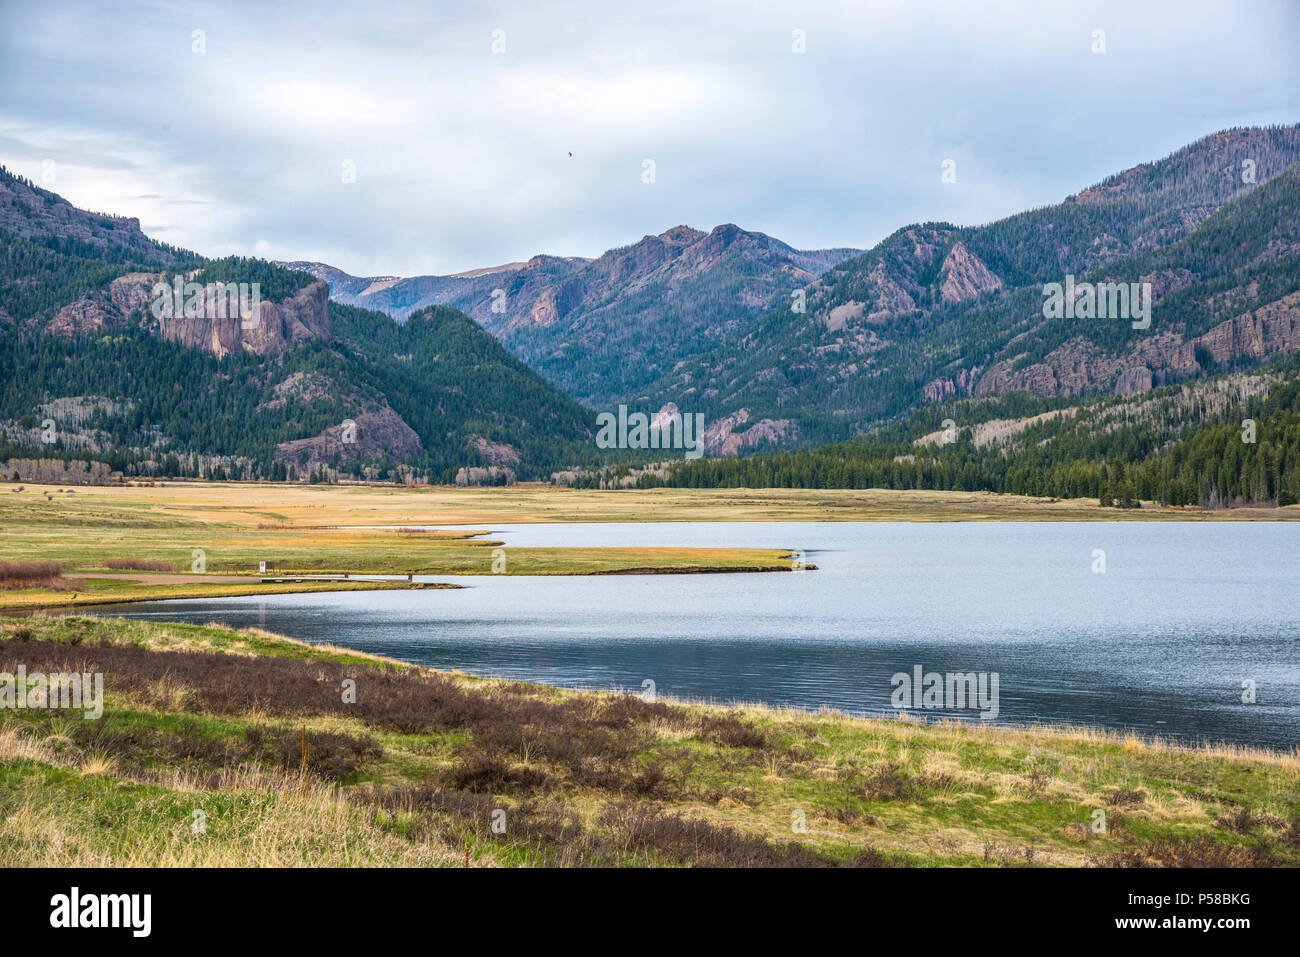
[0,168,186,267]
[281,225,860,406]
[6,123,1299,489]
[646,352,1300,510]
[638,125,1300,449]
[0,165,596,483]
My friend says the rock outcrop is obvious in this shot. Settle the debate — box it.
[151,277,332,359]
[274,406,422,469]
[703,409,798,456]
[48,272,334,359]
[969,290,1300,399]
[939,241,1003,304]
[49,299,114,336]
[0,166,179,264]
[468,435,521,467]
[1187,291,1300,365]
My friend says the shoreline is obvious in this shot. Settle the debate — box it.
[26,609,1289,758]
[3,614,1295,868]
[0,560,816,614]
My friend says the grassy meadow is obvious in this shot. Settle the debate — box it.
[0,482,805,610]
[2,480,1296,868]
[2,479,1293,610]
[6,479,1299,526]
[1,615,1296,867]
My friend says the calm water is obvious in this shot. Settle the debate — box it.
[92,522,1300,750]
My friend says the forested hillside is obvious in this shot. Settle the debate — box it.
[327,302,599,478]
[286,224,861,407]
[640,125,1300,448]
[622,355,1300,508]
[6,125,1300,495]
[0,168,596,483]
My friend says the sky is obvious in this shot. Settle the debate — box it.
[2,0,1298,277]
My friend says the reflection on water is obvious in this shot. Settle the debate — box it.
[92,521,1300,750]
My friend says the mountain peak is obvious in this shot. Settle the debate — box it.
[0,165,185,264]
[658,225,706,244]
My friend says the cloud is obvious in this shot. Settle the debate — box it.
[1,0,1297,275]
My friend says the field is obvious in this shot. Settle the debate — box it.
[5,479,1299,525]
[0,482,809,610]
[1,480,1293,610]
[1,615,1296,867]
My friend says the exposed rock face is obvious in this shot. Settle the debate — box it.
[486,224,852,339]
[922,367,982,404]
[939,241,1003,304]
[49,299,114,336]
[972,291,1300,399]
[0,167,179,263]
[527,278,585,327]
[151,278,332,359]
[257,371,335,411]
[861,259,920,321]
[468,435,521,467]
[1114,366,1154,395]
[1188,292,1300,364]
[108,272,162,315]
[50,274,160,335]
[47,272,333,360]
[826,301,864,332]
[922,378,956,403]
[676,223,766,278]
[974,338,1150,397]
[274,406,422,468]
[703,408,797,455]
[1140,268,1196,302]
[650,403,682,430]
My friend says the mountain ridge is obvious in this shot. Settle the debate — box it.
[279,223,861,406]
[0,169,598,483]
[636,124,1300,447]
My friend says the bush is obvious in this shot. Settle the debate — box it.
[0,560,65,589]
[103,557,181,572]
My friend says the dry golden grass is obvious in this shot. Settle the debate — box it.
[3,616,1297,868]
[6,479,1296,525]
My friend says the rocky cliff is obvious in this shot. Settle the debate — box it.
[49,272,333,359]
[273,406,422,471]
[0,165,181,263]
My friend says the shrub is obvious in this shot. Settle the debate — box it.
[103,558,181,572]
[0,560,65,589]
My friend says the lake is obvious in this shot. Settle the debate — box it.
[91,521,1300,750]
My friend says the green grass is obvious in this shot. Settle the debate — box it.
[0,484,802,610]
[1,616,1296,867]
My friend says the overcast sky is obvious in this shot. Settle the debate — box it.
[2,0,1298,276]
